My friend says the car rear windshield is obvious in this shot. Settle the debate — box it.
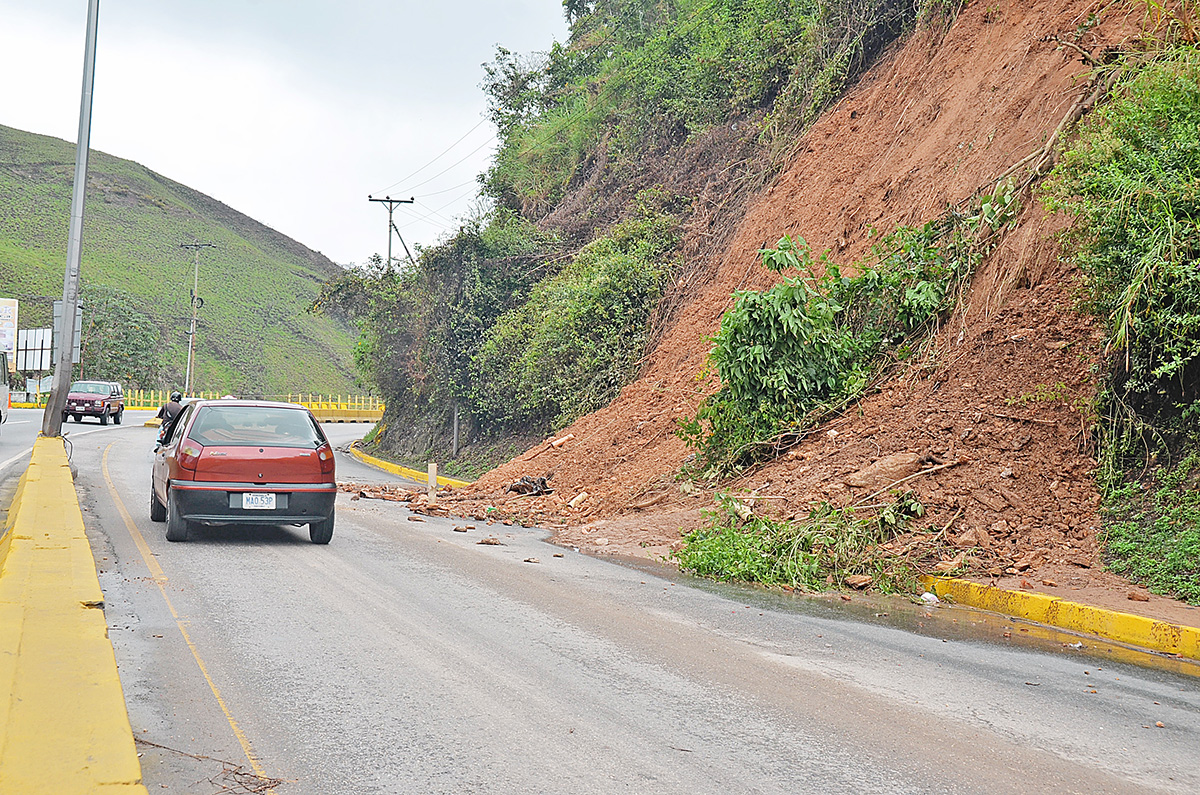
[70,381,111,394]
[188,406,324,448]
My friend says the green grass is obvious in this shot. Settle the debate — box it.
[1102,452,1200,604]
[0,124,358,393]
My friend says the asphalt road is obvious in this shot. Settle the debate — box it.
[51,423,1200,793]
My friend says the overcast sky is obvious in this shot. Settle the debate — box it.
[0,1,567,266]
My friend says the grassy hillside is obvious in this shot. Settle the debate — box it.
[0,124,358,394]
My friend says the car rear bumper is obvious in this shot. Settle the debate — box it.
[171,481,336,525]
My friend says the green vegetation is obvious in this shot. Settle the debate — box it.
[1102,453,1200,604]
[0,124,357,393]
[1044,41,1200,603]
[677,186,1016,477]
[672,490,929,592]
[472,198,679,432]
[483,0,923,220]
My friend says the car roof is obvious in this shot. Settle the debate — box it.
[189,399,310,410]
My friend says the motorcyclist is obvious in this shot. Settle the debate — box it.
[156,390,184,432]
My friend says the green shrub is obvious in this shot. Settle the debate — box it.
[680,210,990,476]
[1045,45,1200,599]
[1045,48,1200,420]
[672,490,926,592]
[472,201,679,431]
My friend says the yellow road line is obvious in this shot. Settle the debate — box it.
[101,444,273,785]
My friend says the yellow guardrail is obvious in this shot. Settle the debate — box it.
[0,437,149,793]
[13,392,385,421]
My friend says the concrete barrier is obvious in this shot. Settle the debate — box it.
[0,437,149,794]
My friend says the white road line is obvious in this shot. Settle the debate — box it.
[0,424,139,471]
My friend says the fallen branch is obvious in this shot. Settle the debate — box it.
[627,492,668,511]
[855,459,965,506]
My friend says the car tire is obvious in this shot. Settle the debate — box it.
[149,484,166,522]
[100,410,109,426]
[309,514,334,545]
[114,407,123,425]
[165,488,189,542]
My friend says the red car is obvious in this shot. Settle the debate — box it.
[150,400,337,543]
[64,379,124,424]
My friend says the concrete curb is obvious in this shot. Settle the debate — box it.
[922,576,1200,661]
[0,437,149,793]
[346,444,471,488]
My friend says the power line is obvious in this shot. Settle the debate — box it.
[371,116,491,196]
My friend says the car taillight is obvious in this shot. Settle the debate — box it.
[178,439,204,471]
[316,443,335,476]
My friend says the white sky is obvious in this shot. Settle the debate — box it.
[0,1,568,266]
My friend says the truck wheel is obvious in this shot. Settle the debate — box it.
[100,410,109,426]
[114,407,123,425]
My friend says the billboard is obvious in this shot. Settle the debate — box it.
[0,298,16,372]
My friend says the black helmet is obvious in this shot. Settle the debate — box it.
[170,391,183,402]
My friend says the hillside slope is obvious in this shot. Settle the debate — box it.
[450,1,1194,618]
[0,124,357,394]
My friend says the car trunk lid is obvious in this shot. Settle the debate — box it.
[192,445,326,484]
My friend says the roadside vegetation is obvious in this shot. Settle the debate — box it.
[0,125,357,394]
[670,185,1015,589]
[334,0,946,469]
[1043,32,1200,604]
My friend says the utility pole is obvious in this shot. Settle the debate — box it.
[180,242,215,395]
[367,195,415,267]
[42,0,99,438]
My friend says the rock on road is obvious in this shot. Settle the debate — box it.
[69,425,1199,794]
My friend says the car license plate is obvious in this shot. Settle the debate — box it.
[242,493,276,510]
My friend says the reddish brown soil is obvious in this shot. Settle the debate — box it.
[409,2,1199,628]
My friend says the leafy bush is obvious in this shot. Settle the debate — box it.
[472,200,679,432]
[1044,45,1200,598]
[672,490,927,592]
[1045,48,1200,416]
[679,213,987,475]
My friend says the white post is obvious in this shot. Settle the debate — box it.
[427,462,437,502]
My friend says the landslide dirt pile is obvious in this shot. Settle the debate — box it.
[443,1,1176,610]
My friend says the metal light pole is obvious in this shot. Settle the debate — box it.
[42,0,100,438]
[180,242,215,395]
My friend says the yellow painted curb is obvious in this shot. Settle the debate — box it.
[346,444,471,488]
[922,576,1200,661]
[0,437,149,794]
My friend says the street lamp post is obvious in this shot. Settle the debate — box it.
[41,0,100,438]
